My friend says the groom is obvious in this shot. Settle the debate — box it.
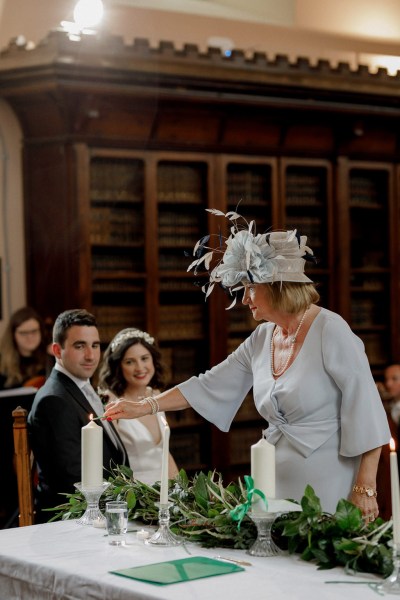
[28,309,127,522]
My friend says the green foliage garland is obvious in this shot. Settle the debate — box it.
[48,466,393,578]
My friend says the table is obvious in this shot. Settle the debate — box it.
[0,520,384,599]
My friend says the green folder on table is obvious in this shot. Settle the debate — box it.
[110,556,245,586]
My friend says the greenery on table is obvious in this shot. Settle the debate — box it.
[48,465,394,578]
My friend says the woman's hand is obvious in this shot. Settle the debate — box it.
[103,397,150,421]
[349,490,379,523]
[351,447,381,523]
[103,387,190,421]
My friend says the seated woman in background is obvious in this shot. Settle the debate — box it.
[0,306,50,390]
[98,328,178,484]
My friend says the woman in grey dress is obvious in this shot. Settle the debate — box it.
[104,209,390,521]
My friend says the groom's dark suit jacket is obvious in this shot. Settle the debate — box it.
[28,369,126,520]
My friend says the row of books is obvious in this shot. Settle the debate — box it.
[350,276,386,291]
[351,298,385,327]
[90,206,143,223]
[162,345,205,382]
[92,280,145,293]
[158,254,192,270]
[91,190,143,202]
[91,253,144,272]
[157,164,205,204]
[350,176,387,206]
[227,169,270,203]
[227,308,256,334]
[158,211,202,227]
[361,333,388,366]
[351,249,387,268]
[285,215,324,241]
[90,207,143,245]
[158,234,200,247]
[158,305,205,341]
[93,305,145,341]
[91,159,144,201]
[159,279,197,292]
[286,172,326,205]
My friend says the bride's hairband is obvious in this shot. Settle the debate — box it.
[110,328,155,352]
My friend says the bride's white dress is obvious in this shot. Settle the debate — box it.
[115,412,167,484]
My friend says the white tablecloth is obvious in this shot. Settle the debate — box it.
[0,520,384,600]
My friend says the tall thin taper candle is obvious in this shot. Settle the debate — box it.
[160,416,170,504]
[390,437,400,544]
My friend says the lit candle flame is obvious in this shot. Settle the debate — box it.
[89,413,94,422]
[390,437,396,452]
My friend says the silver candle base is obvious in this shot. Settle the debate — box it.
[146,502,182,546]
[380,542,400,595]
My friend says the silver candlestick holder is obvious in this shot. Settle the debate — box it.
[380,541,400,595]
[146,502,182,546]
[247,511,282,557]
[74,481,110,526]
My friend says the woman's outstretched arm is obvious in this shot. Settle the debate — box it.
[103,386,190,420]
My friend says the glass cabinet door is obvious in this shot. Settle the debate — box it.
[221,157,278,355]
[87,152,147,343]
[280,159,334,311]
[156,157,211,384]
[337,159,395,372]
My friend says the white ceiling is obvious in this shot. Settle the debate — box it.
[110,0,295,26]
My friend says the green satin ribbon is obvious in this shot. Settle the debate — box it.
[229,475,268,529]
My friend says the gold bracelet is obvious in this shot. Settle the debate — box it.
[352,484,377,498]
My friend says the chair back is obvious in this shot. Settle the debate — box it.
[12,406,35,526]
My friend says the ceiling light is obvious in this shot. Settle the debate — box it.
[73,0,104,30]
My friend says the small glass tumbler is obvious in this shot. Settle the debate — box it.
[105,501,128,546]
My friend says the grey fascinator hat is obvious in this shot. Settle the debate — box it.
[187,208,315,308]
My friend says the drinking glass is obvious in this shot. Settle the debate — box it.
[105,501,128,546]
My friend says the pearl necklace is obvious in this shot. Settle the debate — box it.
[271,308,309,377]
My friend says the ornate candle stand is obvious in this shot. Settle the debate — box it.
[380,542,400,595]
[146,502,182,546]
[247,510,282,557]
[74,481,110,526]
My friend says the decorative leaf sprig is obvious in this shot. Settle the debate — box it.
[47,467,393,577]
[186,208,253,308]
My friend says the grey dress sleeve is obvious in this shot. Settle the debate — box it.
[321,313,390,456]
[177,330,257,432]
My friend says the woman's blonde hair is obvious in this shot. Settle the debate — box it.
[263,282,320,314]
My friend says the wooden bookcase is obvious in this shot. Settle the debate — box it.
[337,158,399,373]
[1,31,400,479]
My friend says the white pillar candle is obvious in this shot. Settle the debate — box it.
[160,416,170,505]
[390,438,400,544]
[251,437,276,499]
[81,418,103,488]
